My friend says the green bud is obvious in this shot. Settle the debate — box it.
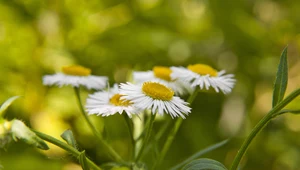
[10,119,49,150]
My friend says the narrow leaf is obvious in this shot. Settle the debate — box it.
[272,47,288,107]
[182,158,227,170]
[61,129,77,149]
[273,109,300,117]
[79,151,90,170]
[170,139,229,170]
[0,96,20,117]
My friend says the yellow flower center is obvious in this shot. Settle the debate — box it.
[153,66,172,81]
[62,65,91,76]
[142,82,174,101]
[187,64,218,77]
[110,94,131,106]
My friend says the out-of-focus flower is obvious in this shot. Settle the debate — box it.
[0,120,12,148]
[86,84,139,118]
[119,81,191,119]
[133,66,193,96]
[43,65,108,90]
[171,64,235,94]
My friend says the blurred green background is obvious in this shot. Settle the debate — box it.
[1,0,300,170]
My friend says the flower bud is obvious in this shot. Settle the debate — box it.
[10,119,49,150]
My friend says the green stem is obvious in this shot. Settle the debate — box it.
[34,130,102,170]
[135,113,156,162]
[74,87,101,139]
[73,87,123,162]
[230,88,300,170]
[144,118,172,155]
[153,89,199,169]
[123,114,135,159]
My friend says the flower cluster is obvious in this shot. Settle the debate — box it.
[43,64,235,119]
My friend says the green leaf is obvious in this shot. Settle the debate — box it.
[79,151,90,170]
[0,96,20,117]
[273,109,300,117]
[60,129,77,149]
[272,47,288,108]
[182,158,228,170]
[170,139,229,170]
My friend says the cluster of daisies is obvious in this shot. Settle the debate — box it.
[43,64,235,119]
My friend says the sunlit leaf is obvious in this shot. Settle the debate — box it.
[272,47,288,108]
[78,151,90,170]
[170,139,229,170]
[0,96,20,117]
[61,129,77,149]
[182,158,228,170]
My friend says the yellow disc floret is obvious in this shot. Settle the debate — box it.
[110,94,131,106]
[62,65,91,76]
[187,64,218,77]
[153,66,172,81]
[142,82,174,101]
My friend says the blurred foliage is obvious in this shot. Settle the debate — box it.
[1,0,300,170]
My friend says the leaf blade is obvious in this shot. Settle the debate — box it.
[61,129,77,149]
[170,139,229,170]
[182,158,227,170]
[0,96,20,117]
[272,47,288,107]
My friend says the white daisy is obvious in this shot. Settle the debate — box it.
[119,81,191,119]
[43,65,108,90]
[171,64,235,94]
[86,84,139,117]
[133,66,193,96]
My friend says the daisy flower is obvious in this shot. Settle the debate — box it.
[119,81,191,119]
[86,84,139,117]
[171,64,235,94]
[133,66,193,96]
[43,65,108,90]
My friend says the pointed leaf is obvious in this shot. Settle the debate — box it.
[170,139,229,170]
[0,96,20,117]
[182,158,228,170]
[79,151,90,170]
[61,129,77,149]
[273,109,300,117]
[272,47,288,107]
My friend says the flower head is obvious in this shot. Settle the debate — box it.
[171,64,235,94]
[86,84,139,117]
[119,81,191,119]
[43,65,108,90]
[133,66,193,95]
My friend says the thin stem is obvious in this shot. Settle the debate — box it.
[74,87,102,139]
[144,118,172,155]
[135,112,152,142]
[230,88,300,170]
[123,114,135,159]
[135,112,156,162]
[34,130,102,170]
[153,89,199,169]
[73,87,123,162]
[152,118,183,170]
